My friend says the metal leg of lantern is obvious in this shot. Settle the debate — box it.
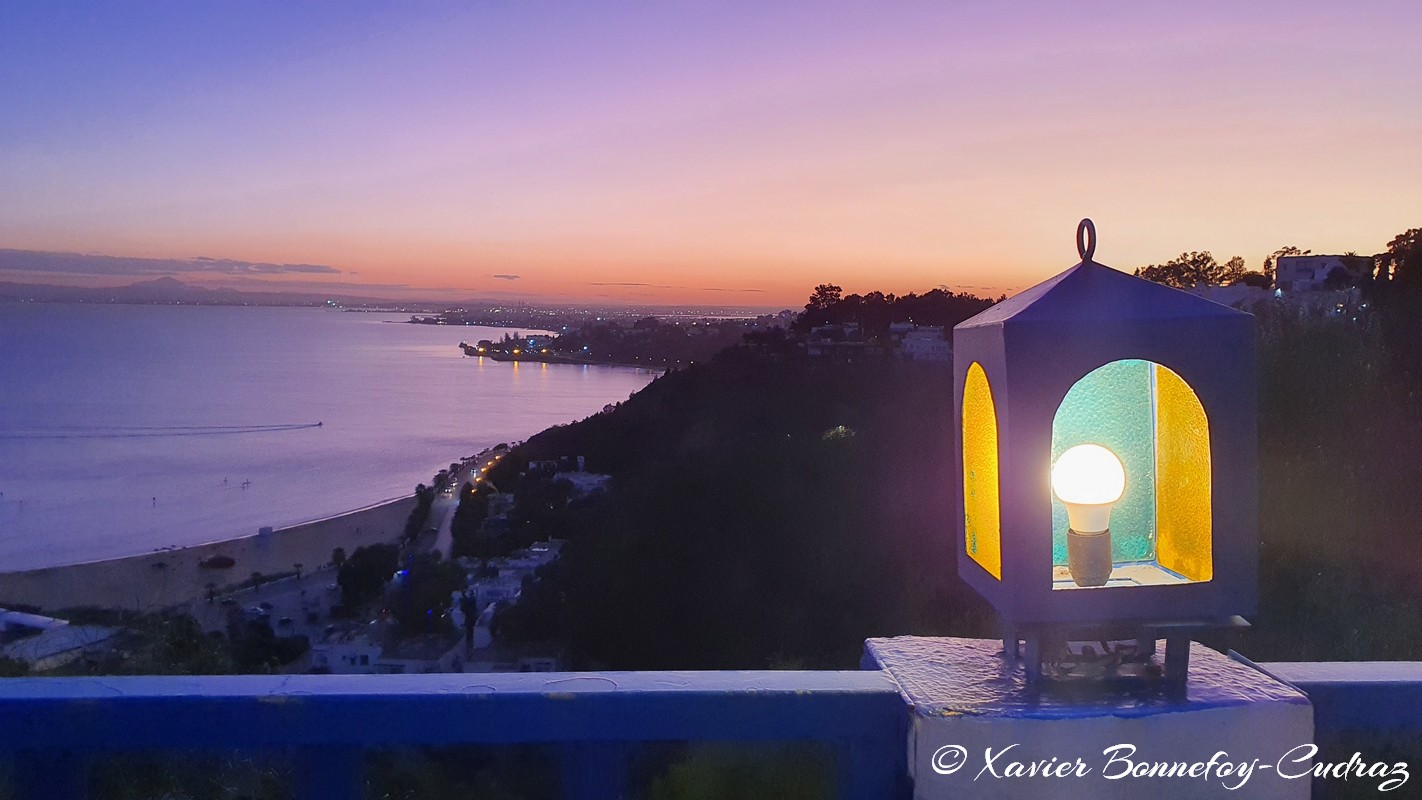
[1003,623,1020,660]
[1164,635,1191,686]
[1024,634,1043,684]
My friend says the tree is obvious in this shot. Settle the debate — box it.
[331,547,347,569]
[390,555,467,636]
[450,482,492,560]
[795,284,849,331]
[1379,228,1422,288]
[1221,256,1248,284]
[490,563,567,645]
[1371,226,1422,390]
[227,616,307,672]
[403,483,436,542]
[205,582,217,605]
[805,284,843,312]
[293,563,303,581]
[1323,267,1353,291]
[1134,251,1246,288]
[337,543,400,606]
[792,285,994,334]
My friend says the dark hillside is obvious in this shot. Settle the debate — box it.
[493,281,1422,669]
[512,347,994,669]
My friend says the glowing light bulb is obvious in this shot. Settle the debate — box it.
[1051,444,1125,533]
[1052,443,1126,588]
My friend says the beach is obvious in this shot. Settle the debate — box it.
[0,496,415,613]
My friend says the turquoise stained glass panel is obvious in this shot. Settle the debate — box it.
[1051,359,1156,564]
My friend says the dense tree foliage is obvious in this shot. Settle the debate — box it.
[389,553,466,635]
[792,286,996,337]
[491,563,568,645]
[337,543,400,607]
[48,609,235,675]
[1243,303,1422,660]
[449,481,492,559]
[510,348,994,669]
[1133,251,1248,288]
[1378,227,1422,289]
[402,483,437,542]
[227,616,309,672]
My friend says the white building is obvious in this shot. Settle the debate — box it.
[899,327,951,363]
[309,632,384,674]
[378,636,463,674]
[1276,255,1371,292]
[469,603,497,650]
[2,625,119,672]
[556,472,611,496]
[463,643,563,673]
[309,630,461,674]
[0,608,69,637]
[475,576,523,608]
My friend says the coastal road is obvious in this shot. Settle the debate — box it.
[429,448,506,558]
[427,492,459,559]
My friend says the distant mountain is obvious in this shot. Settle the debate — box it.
[0,278,434,309]
[0,278,784,320]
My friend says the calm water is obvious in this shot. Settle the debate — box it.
[0,304,655,570]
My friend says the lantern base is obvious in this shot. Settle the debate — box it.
[1003,615,1250,687]
[1051,561,1193,589]
[864,636,1312,800]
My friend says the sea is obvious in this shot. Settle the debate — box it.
[0,303,655,570]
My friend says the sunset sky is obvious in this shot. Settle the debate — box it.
[2,2,1420,307]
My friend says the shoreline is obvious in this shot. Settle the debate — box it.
[0,494,416,613]
[9,492,413,574]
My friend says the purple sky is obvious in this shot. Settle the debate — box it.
[3,2,1420,305]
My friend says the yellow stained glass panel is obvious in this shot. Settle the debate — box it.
[1154,364,1212,582]
[962,362,1002,580]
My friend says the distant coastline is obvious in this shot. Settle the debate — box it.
[458,340,650,370]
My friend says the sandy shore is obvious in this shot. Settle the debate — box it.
[0,496,415,613]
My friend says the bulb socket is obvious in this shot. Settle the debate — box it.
[1067,527,1113,587]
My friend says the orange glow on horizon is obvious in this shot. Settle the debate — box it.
[3,4,1419,307]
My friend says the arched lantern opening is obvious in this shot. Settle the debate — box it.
[962,361,1001,580]
[1050,359,1212,590]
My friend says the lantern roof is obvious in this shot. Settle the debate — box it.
[958,260,1249,330]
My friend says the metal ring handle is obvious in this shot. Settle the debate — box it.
[1076,218,1096,263]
